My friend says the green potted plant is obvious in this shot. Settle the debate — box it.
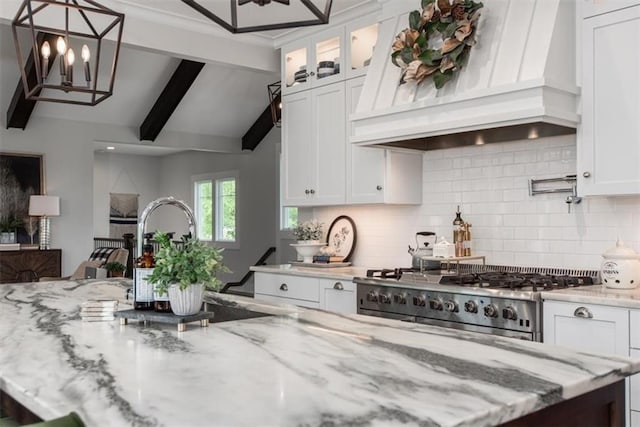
[290,219,326,263]
[147,231,228,315]
[292,219,323,243]
[104,261,126,278]
[0,216,23,244]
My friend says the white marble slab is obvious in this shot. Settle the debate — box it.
[542,285,640,309]
[250,264,370,281]
[1,279,639,427]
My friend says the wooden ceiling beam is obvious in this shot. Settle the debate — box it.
[242,92,280,151]
[139,59,205,142]
[6,32,59,130]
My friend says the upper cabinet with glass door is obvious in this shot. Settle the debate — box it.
[282,26,343,95]
[346,18,378,79]
[281,16,378,95]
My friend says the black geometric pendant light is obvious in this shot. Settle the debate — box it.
[181,0,333,34]
[11,0,124,106]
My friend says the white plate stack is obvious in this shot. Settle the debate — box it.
[80,299,118,322]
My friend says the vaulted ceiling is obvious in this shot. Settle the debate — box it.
[0,0,372,156]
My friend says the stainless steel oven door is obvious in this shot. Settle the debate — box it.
[357,308,415,323]
[414,317,536,341]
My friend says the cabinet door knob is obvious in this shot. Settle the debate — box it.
[333,282,344,290]
[376,185,382,191]
[574,307,593,318]
[309,71,316,77]
[305,189,310,195]
[583,172,591,178]
[309,189,315,194]
[279,283,288,291]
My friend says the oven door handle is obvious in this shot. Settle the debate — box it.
[574,306,593,319]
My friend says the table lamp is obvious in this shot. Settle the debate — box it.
[29,195,60,250]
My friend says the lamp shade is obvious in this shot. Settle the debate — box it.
[29,195,60,216]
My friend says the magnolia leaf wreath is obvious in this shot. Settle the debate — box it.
[391,0,484,89]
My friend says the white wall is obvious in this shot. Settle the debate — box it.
[93,152,163,238]
[152,128,281,289]
[311,135,640,270]
[0,118,97,276]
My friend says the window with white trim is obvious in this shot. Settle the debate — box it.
[193,171,238,246]
[281,206,298,230]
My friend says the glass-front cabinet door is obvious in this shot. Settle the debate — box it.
[346,18,378,79]
[282,27,344,94]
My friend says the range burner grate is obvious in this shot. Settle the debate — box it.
[439,272,595,291]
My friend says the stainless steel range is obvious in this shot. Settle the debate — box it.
[355,267,598,342]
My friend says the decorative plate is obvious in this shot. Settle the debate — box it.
[326,215,357,262]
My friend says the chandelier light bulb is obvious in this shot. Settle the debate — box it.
[67,48,75,65]
[41,41,51,80]
[41,41,51,59]
[56,37,66,54]
[81,44,91,85]
[81,44,90,62]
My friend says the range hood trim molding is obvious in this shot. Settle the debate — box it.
[351,84,579,146]
[351,0,580,151]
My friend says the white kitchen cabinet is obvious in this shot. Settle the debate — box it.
[582,0,640,18]
[543,300,633,424]
[281,26,345,95]
[319,278,356,315]
[543,300,629,356]
[254,272,357,314]
[282,82,346,206]
[580,5,640,196]
[254,272,320,307]
[631,309,640,416]
[281,17,378,95]
[345,78,423,205]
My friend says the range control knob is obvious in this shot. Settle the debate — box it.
[429,298,443,311]
[413,295,426,307]
[484,304,499,318]
[366,291,378,303]
[393,293,407,305]
[379,293,392,304]
[502,306,518,321]
[464,300,478,313]
[444,300,458,312]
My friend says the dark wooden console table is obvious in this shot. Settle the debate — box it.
[0,249,61,283]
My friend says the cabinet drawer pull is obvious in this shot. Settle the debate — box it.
[333,282,344,290]
[279,283,288,291]
[574,307,593,318]
[376,185,382,191]
[309,189,315,194]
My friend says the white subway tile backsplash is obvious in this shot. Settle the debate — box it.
[311,136,640,269]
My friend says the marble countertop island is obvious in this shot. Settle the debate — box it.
[1,279,639,427]
[250,264,369,280]
[542,284,640,309]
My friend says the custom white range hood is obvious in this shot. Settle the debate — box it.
[351,0,579,150]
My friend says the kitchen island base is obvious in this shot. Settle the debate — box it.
[501,380,624,426]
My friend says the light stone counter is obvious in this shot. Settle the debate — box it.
[250,264,369,281]
[542,285,640,309]
[1,279,639,427]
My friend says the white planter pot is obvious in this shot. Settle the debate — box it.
[168,283,204,316]
[290,242,326,263]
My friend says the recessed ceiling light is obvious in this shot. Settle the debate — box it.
[106,146,115,150]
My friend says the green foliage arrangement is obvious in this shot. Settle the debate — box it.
[104,262,126,272]
[391,0,484,89]
[147,232,228,296]
[292,219,323,241]
[0,216,23,233]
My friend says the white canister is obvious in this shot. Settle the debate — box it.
[600,240,640,289]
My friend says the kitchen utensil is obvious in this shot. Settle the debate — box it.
[600,240,640,289]
[408,231,440,270]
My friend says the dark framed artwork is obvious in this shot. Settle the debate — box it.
[0,152,44,244]
[326,215,357,262]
